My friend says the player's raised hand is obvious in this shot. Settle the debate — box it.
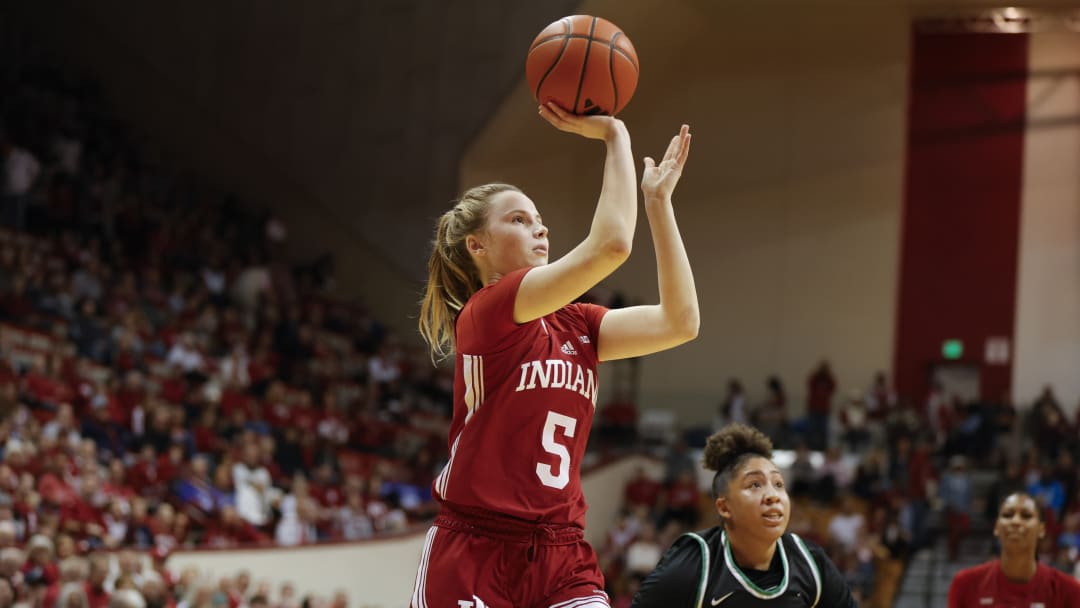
[641,124,691,202]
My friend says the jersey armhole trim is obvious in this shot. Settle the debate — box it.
[681,532,710,608]
[790,533,822,608]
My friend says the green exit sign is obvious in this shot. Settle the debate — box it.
[942,339,963,360]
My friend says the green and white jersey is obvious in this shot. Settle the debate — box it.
[632,527,855,608]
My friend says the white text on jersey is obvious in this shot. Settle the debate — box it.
[514,359,597,406]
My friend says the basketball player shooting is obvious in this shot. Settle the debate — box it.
[410,101,697,607]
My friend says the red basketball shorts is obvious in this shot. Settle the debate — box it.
[409,508,609,608]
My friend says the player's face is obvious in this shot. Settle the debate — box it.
[471,191,549,276]
[718,456,790,544]
[994,494,1044,551]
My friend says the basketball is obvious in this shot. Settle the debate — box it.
[526,15,639,116]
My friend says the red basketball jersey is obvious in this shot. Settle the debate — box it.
[432,268,608,527]
[948,561,1080,608]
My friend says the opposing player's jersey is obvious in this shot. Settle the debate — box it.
[948,561,1080,608]
[432,267,608,527]
[633,527,856,608]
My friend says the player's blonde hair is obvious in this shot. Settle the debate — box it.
[418,183,521,361]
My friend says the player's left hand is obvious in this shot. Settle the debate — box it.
[641,124,691,202]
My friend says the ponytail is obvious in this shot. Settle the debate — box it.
[418,183,520,361]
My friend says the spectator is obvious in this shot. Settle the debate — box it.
[110,588,145,608]
[839,391,872,454]
[788,442,817,498]
[624,521,663,578]
[84,552,111,608]
[1,137,41,231]
[173,455,232,519]
[864,371,896,424]
[274,476,320,546]
[1027,464,1066,519]
[828,494,867,553]
[816,446,853,505]
[139,574,171,608]
[717,379,747,427]
[940,455,973,562]
[623,467,662,514]
[753,375,788,448]
[0,547,24,587]
[805,360,836,451]
[658,470,700,529]
[231,442,275,527]
[21,534,58,587]
[662,439,696,485]
[202,505,268,548]
[334,489,373,541]
[0,578,13,608]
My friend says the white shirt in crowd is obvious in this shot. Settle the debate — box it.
[3,147,40,195]
[166,342,205,374]
[625,538,663,576]
[232,462,274,526]
[274,495,317,546]
[828,511,866,552]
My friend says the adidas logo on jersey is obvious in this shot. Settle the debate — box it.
[561,341,578,355]
[457,597,488,608]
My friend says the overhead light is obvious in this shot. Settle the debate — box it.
[918,7,1080,33]
[1001,7,1023,20]
[991,7,1029,33]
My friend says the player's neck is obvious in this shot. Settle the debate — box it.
[728,534,777,571]
[998,553,1037,583]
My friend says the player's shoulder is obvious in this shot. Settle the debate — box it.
[782,532,828,564]
[952,560,996,588]
[1044,563,1080,591]
[457,268,533,347]
[784,531,822,551]
[955,560,995,577]
[633,529,719,608]
[683,526,724,548]
[658,527,723,570]
[464,268,531,310]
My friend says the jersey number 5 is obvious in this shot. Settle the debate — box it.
[536,411,577,489]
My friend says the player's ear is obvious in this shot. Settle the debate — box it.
[465,234,486,256]
[715,496,731,521]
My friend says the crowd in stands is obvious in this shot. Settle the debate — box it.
[1,58,452,607]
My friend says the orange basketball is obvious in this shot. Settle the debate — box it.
[525,15,639,116]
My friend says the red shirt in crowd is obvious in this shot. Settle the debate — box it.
[84,583,110,608]
[664,477,700,511]
[624,475,662,510]
[60,499,106,539]
[310,483,344,509]
[948,561,1080,608]
[23,370,74,409]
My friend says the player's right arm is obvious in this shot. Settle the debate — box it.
[513,103,636,323]
[631,536,701,608]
